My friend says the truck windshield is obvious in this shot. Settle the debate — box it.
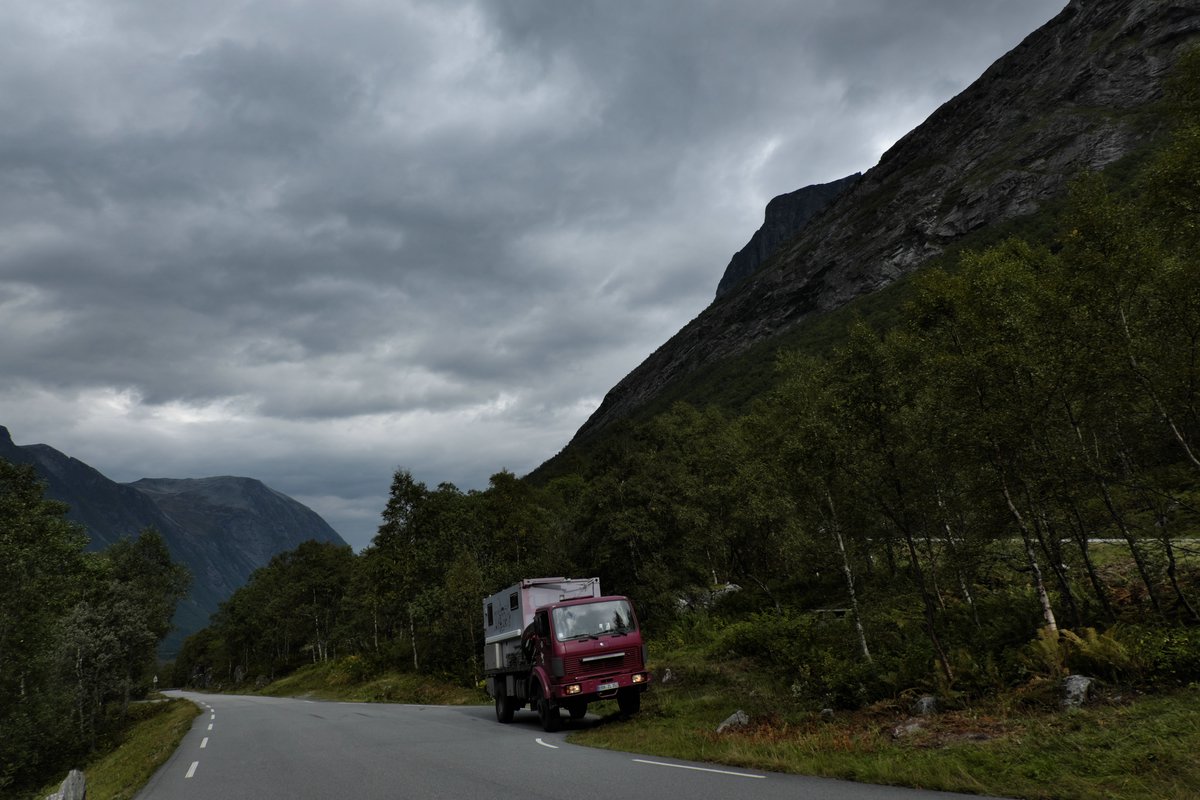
[553,600,636,641]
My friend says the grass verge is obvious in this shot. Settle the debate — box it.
[30,699,201,800]
[253,660,489,705]
[569,680,1200,800]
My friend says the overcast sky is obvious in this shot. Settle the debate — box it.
[1,0,1062,550]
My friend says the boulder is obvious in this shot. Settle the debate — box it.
[716,710,749,734]
[819,708,835,722]
[45,769,85,800]
[660,668,675,684]
[1062,675,1094,709]
[913,695,938,716]
[890,720,924,739]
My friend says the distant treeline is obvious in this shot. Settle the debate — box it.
[176,52,1200,700]
[0,462,189,795]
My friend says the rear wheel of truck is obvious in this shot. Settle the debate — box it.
[536,689,561,732]
[566,700,587,720]
[617,688,641,715]
[495,691,514,723]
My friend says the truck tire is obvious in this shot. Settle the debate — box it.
[566,700,587,720]
[537,691,561,732]
[617,688,641,715]
[495,692,514,723]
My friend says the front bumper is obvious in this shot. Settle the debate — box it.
[551,671,651,700]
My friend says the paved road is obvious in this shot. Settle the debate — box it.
[138,692,1007,800]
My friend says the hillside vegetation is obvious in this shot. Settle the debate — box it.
[172,51,1200,796]
[0,461,191,796]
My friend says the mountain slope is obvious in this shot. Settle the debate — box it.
[568,0,1200,446]
[715,173,860,299]
[0,425,347,657]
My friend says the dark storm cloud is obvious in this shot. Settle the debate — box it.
[0,0,1062,547]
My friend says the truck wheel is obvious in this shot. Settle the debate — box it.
[495,692,514,723]
[567,700,587,720]
[617,688,641,715]
[537,693,562,732]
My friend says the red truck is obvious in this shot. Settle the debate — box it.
[483,577,650,731]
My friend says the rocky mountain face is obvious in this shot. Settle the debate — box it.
[0,425,347,657]
[715,173,860,300]
[571,0,1200,443]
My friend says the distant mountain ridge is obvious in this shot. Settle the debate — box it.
[0,425,347,657]
[566,0,1200,446]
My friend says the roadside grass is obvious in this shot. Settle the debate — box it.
[254,660,489,705]
[570,675,1200,800]
[29,699,201,800]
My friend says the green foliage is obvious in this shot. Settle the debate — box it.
[1118,624,1200,685]
[714,612,818,667]
[0,462,189,795]
[1020,627,1132,683]
[0,460,89,792]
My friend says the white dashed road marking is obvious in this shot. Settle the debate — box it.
[633,759,764,779]
[200,738,208,748]
[535,738,559,749]
[207,723,213,731]
[185,761,199,779]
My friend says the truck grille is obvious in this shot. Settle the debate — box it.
[564,648,641,679]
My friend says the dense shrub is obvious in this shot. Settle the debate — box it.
[1119,625,1200,685]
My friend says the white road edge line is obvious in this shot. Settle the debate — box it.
[185,761,199,779]
[200,738,208,749]
[632,759,765,779]
[535,738,559,749]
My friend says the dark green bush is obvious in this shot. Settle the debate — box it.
[712,612,819,668]
[1119,625,1200,685]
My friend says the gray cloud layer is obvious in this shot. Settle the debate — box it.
[1,0,1061,548]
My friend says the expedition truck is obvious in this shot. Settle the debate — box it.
[483,577,650,731]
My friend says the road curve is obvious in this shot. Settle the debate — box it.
[137,691,1007,800]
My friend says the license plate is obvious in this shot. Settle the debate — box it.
[598,681,619,692]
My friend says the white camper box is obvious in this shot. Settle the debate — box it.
[483,577,601,672]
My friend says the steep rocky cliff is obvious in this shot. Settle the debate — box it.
[0,425,347,656]
[715,173,860,300]
[571,0,1200,443]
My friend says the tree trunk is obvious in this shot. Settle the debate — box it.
[409,607,419,672]
[1026,493,1081,628]
[1157,509,1200,622]
[900,526,954,684]
[938,505,981,632]
[1096,471,1164,618]
[825,490,872,663]
[1066,499,1116,620]
[999,470,1057,632]
[1120,307,1200,470]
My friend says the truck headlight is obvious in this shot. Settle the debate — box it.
[631,673,647,684]
[565,684,582,695]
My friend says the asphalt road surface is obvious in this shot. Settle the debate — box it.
[138,692,1007,800]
